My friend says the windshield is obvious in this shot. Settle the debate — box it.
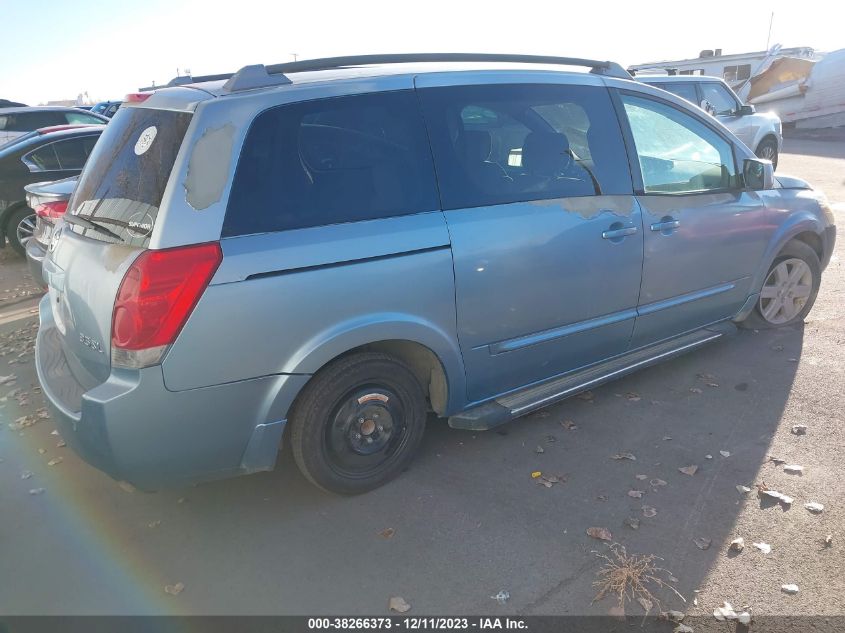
[68,106,192,247]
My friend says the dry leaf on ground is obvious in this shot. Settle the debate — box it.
[587,527,613,541]
[378,528,396,539]
[804,502,824,513]
[693,537,712,550]
[612,452,637,461]
[388,596,411,613]
[678,465,698,476]
[628,490,645,498]
[642,505,657,518]
[781,584,799,594]
[729,537,745,552]
[759,488,794,505]
[164,582,185,596]
[753,542,772,554]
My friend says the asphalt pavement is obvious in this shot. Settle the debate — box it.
[0,138,843,620]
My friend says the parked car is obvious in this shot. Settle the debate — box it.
[638,75,783,168]
[24,176,76,285]
[0,107,108,146]
[0,125,104,254]
[90,101,122,118]
[36,54,835,495]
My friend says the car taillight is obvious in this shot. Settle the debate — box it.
[111,242,222,368]
[34,200,68,219]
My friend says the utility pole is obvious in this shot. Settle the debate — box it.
[291,53,298,61]
[766,12,774,51]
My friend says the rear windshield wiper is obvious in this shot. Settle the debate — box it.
[64,214,123,242]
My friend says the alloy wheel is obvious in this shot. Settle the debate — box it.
[759,258,813,324]
[758,144,776,161]
[16,213,36,246]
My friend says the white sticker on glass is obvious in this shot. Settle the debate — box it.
[134,126,158,155]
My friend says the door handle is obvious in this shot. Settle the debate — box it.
[650,219,680,232]
[601,226,638,240]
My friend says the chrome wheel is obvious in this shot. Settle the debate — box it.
[16,213,36,245]
[758,144,776,161]
[759,258,813,324]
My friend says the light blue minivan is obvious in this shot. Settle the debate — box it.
[35,54,836,493]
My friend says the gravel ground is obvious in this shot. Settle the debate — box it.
[0,139,842,625]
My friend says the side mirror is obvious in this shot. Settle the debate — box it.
[743,158,774,190]
[739,104,755,116]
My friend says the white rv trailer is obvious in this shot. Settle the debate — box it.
[629,46,819,100]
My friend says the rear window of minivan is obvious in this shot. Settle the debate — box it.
[68,106,192,247]
[223,90,439,237]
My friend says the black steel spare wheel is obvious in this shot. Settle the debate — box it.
[325,386,407,477]
[290,352,426,494]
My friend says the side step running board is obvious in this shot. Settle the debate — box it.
[448,323,735,431]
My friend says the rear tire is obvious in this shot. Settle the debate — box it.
[289,352,427,494]
[740,239,820,330]
[5,207,36,257]
[756,137,779,170]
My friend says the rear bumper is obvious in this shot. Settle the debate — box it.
[25,238,47,288]
[35,295,309,489]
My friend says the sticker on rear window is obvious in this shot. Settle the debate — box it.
[134,126,158,155]
[126,211,154,238]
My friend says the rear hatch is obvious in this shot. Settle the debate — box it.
[44,105,192,390]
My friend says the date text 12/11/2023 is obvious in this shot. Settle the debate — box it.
[307,617,528,630]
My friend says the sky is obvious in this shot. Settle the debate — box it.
[1,0,843,105]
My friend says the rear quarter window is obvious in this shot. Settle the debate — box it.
[68,107,192,247]
[223,90,439,237]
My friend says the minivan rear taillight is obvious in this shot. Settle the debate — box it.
[111,243,222,368]
[34,200,68,219]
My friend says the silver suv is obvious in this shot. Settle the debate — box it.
[638,75,783,169]
[36,54,835,494]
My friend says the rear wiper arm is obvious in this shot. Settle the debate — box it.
[64,214,123,241]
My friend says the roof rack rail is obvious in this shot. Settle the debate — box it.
[167,73,234,87]
[221,53,631,93]
[138,73,238,92]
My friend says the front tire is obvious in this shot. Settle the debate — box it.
[741,239,821,329]
[5,207,36,257]
[756,137,779,170]
[289,352,427,494]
